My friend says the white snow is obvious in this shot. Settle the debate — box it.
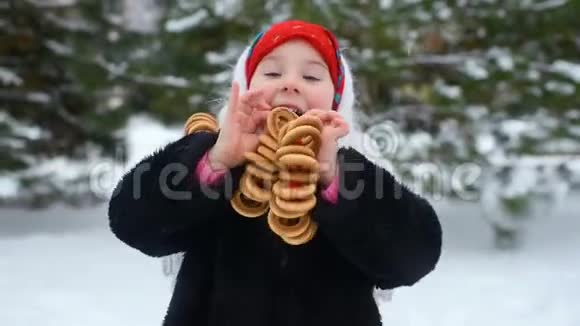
[413,9,432,22]
[1,194,579,325]
[94,56,128,77]
[0,177,19,197]
[0,111,44,140]
[0,205,170,325]
[27,0,77,7]
[122,114,183,168]
[569,126,580,137]
[159,76,190,88]
[360,48,374,61]
[565,110,580,120]
[44,39,74,56]
[530,0,569,11]
[488,47,514,71]
[404,54,466,66]
[465,105,488,121]
[434,79,462,99]
[122,0,161,34]
[206,46,244,66]
[0,114,183,200]
[495,155,580,169]
[397,131,433,161]
[434,3,452,20]
[433,119,469,158]
[201,71,231,84]
[475,133,496,154]
[463,59,489,80]
[545,80,576,95]
[165,10,208,33]
[380,194,580,326]
[527,69,541,81]
[27,92,51,104]
[138,75,189,88]
[551,60,580,83]
[213,0,242,19]
[91,114,183,199]
[539,138,580,153]
[107,96,124,110]
[0,66,23,86]
[379,0,393,9]
[499,119,535,141]
[44,12,97,33]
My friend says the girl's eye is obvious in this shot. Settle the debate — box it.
[303,75,320,81]
[264,72,281,77]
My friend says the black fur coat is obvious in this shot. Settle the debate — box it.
[108,132,442,326]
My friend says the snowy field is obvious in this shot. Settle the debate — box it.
[1,194,579,326]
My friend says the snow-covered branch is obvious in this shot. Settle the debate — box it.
[528,0,568,11]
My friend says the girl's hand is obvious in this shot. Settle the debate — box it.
[303,109,350,186]
[208,81,272,169]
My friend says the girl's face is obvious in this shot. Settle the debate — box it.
[249,39,335,115]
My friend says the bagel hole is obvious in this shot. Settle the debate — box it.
[287,166,309,173]
[240,193,263,207]
[280,218,300,226]
[256,178,273,191]
[288,181,304,188]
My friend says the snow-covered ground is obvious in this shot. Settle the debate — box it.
[380,197,580,326]
[1,194,579,326]
[0,204,170,325]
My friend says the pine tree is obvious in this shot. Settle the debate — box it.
[0,0,166,206]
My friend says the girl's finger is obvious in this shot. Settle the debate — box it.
[256,98,271,111]
[250,110,270,131]
[243,91,270,117]
[253,98,271,111]
[250,89,272,111]
[304,108,326,116]
[227,81,240,116]
[241,89,264,105]
[239,89,264,114]
[305,109,332,123]
[334,118,349,132]
[325,110,344,122]
[237,104,267,131]
[332,120,350,138]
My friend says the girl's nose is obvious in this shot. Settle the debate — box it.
[280,79,301,94]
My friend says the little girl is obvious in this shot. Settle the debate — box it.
[109,20,442,326]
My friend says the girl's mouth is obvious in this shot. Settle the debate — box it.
[283,106,303,116]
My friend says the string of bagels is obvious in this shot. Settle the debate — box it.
[184,107,325,245]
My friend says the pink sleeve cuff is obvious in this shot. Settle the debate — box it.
[195,151,227,186]
[321,175,339,205]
